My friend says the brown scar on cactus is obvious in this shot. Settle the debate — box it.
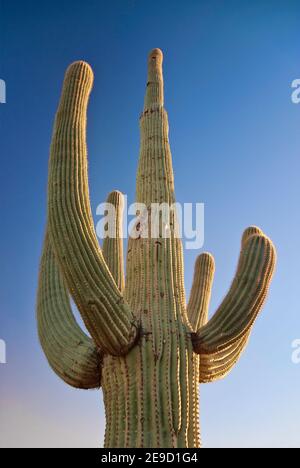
[37,49,276,447]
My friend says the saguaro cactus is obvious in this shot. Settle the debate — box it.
[37,49,276,447]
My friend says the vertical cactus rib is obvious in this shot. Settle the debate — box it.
[102,191,125,292]
[37,231,101,389]
[48,61,138,356]
[192,230,276,355]
[187,252,215,330]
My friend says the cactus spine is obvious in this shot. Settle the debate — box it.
[37,49,276,447]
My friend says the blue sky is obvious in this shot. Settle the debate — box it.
[0,0,299,447]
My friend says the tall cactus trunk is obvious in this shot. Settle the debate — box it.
[102,346,200,448]
[102,49,200,448]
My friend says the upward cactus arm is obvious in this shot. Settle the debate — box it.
[37,232,101,389]
[192,229,276,356]
[187,252,215,330]
[48,62,138,356]
[102,191,125,293]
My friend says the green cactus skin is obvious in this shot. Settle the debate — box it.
[37,49,276,448]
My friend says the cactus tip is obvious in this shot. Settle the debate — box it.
[197,252,215,267]
[241,225,263,247]
[65,61,94,83]
[148,48,163,59]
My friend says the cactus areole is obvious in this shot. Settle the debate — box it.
[37,49,276,448]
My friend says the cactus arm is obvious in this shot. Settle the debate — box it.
[48,61,138,356]
[102,191,125,293]
[195,228,265,383]
[187,253,215,330]
[187,251,252,383]
[199,332,250,383]
[37,231,101,389]
[192,228,276,355]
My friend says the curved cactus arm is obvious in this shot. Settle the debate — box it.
[192,227,276,355]
[187,253,215,330]
[187,250,252,383]
[37,232,101,389]
[199,332,250,383]
[102,191,125,293]
[48,61,138,356]
[196,227,266,382]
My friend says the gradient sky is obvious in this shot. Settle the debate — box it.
[0,0,300,448]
